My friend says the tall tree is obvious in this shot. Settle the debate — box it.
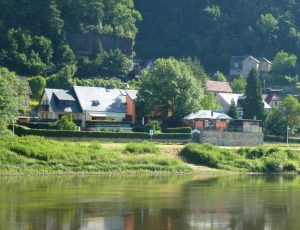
[0,67,26,134]
[136,58,203,123]
[227,99,238,119]
[242,69,265,120]
[266,95,300,135]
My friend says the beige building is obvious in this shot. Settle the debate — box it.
[230,55,272,78]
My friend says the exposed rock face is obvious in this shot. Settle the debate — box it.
[69,32,133,56]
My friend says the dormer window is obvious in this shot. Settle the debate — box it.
[92,100,100,106]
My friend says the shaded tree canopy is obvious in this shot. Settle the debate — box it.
[136,58,203,123]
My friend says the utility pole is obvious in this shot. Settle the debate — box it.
[287,126,290,145]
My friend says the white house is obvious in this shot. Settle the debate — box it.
[38,86,138,128]
[217,93,271,119]
[38,89,82,121]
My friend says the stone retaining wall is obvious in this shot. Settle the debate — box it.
[199,131,263,146]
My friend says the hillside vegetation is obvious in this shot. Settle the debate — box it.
[135,0,300,73]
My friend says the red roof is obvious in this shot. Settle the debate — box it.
[206,80,233,93]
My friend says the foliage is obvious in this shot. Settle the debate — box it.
[265,95,300,135]
[76,49,134,78]
[28,76,46,100]
[243,69,265,121]
[200,92,220,110]
[132,121,160,133]
[212,71,227,81]
[124,142,160,154]
[46,65,75,89]
[101,49,134,77]
[227,99,238,119]
[149,120,161,131]
[0,67,26,134]
[161,127,191,134]
[272,51,297,83]
[180,144,299,172]
[136,58,203,123]
[230,77,246,93]
[54,115,77,131]
[181,57,208,84]
[72,77,129,89]
[0,28,54,76]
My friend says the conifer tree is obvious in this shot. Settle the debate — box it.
[242,69,265,120]
[227,99,238,119]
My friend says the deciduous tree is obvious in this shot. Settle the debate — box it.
[137,58,203,123]
[0,67,26,134]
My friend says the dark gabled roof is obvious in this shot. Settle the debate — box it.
[44,89,81,113]
[206,80,233,93]
[53,91,76,101]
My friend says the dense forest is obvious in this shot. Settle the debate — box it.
[0,0,141,78]
[0,0,300,78]
[134,0,300,73]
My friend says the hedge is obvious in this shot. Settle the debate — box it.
[12,125,192,140]
[132,124,156,133]
[86,120,131,125]
[264,135,300,143]
[162,127,192,134]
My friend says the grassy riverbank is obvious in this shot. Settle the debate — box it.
[2,136,300,174]
[181,144,300,173]
[0,136,193,174]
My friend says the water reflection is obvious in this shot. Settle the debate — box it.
[0,175,300,230]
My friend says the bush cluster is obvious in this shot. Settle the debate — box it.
[124,142,160,154]
[180,144,299,173]
[161,127,192,134]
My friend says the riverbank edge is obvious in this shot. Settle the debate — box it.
[0,170,299,176]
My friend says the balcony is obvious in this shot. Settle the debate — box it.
[38,105,49,112]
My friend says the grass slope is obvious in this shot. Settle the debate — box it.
[0,136,192,174]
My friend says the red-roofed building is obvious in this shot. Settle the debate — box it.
[206,80,232,95]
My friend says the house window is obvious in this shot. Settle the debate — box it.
[234,63,238,68]
[92,100,100,106]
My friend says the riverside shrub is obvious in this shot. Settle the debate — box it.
[124,142,160,154]
[162,127,192,134]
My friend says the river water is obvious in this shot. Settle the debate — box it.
[0,175,299,230]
